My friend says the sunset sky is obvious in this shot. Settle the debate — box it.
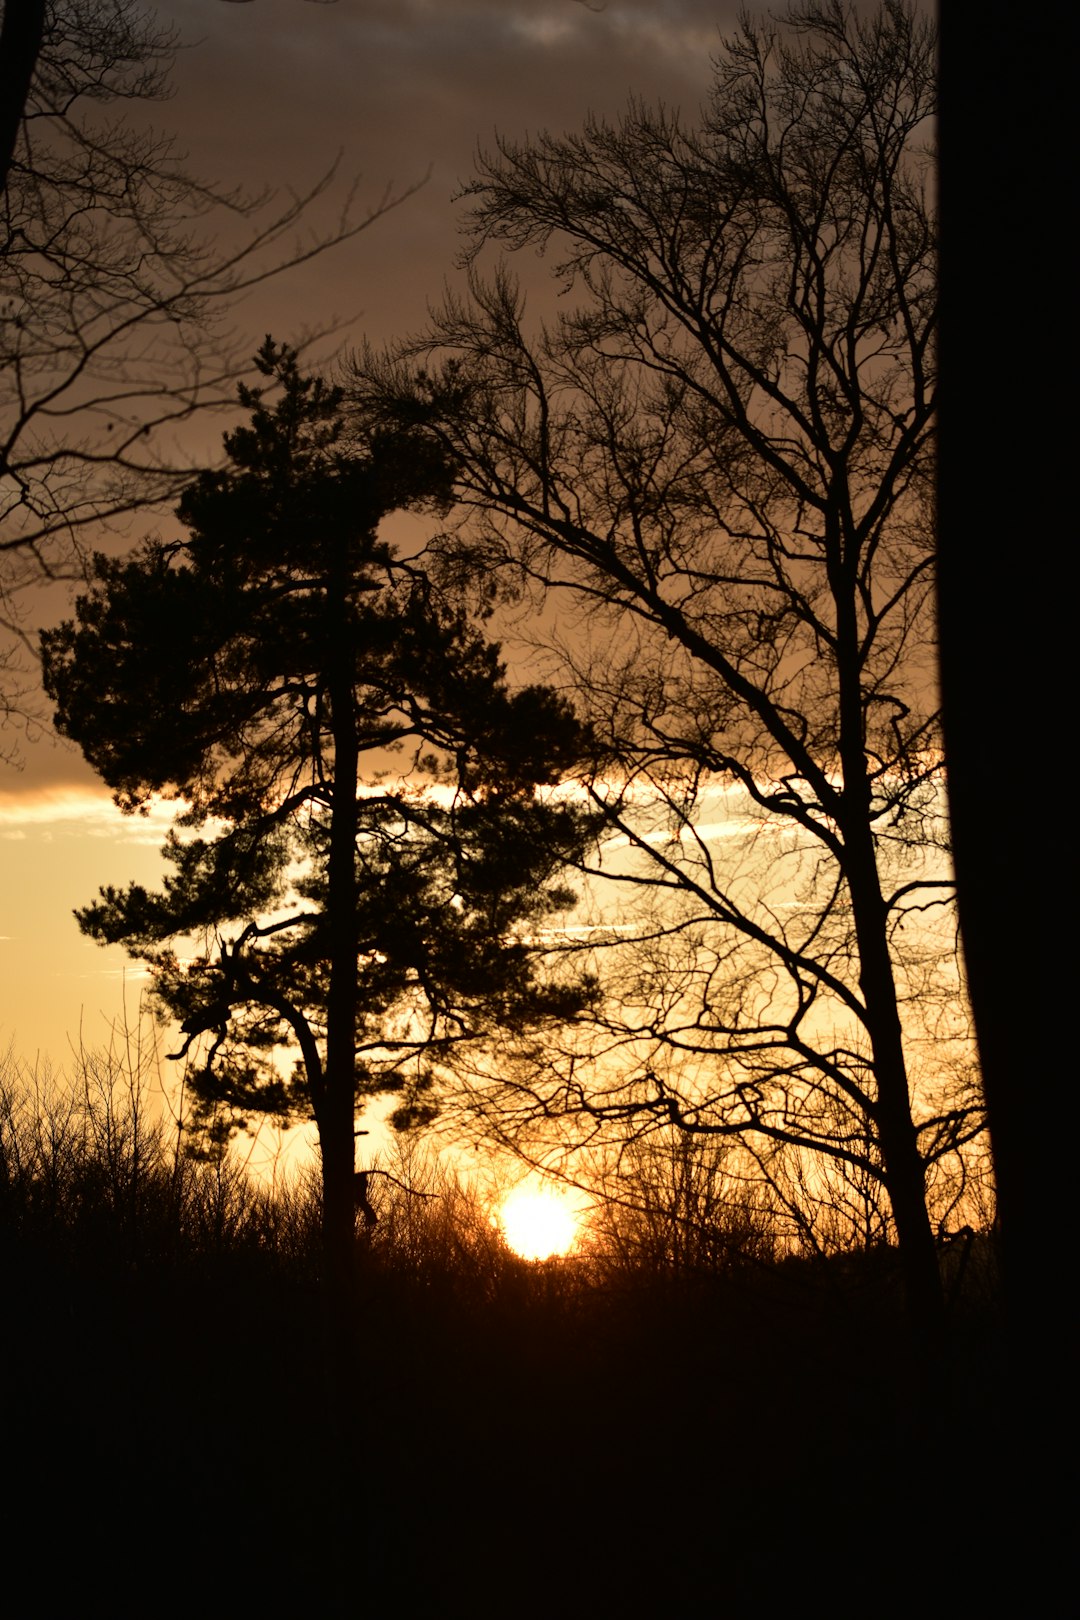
[0,16,1018,1582]
[0,1,734,1068]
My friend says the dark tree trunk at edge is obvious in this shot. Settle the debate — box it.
[0,0,46,196]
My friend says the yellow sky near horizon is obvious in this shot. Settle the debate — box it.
[0,788,168,1064]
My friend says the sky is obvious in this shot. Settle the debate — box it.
[0,0,736,1070]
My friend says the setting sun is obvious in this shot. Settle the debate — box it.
[500,1185,580,1260]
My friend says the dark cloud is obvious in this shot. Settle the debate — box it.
[155,0,735,338]
[3,0,735,797]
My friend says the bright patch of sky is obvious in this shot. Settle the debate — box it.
[0,790,173,1065]
[0,788,177,841]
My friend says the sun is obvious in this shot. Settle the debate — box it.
[500,1184,580,1260]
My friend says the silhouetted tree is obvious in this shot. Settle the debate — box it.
[937,6,1064,1351]
[0,0,396,658]
[355,2,970,1335]
[41,344,595,1281]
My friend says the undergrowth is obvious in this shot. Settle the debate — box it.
[0,1045,1005,1610]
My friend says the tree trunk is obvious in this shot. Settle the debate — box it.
[846,826,944,1342]
[829,502,944,1342]
[320,568,360,1292]
[0,0,47,196]
[319,1083,358,1291]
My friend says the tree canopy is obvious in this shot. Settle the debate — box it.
[42,343,596,1272]
[353,1,972,1332]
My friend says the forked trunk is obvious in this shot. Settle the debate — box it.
[831,514,944,1344]
[846,826,945,1342]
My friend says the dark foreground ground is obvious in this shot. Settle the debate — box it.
[4,1227,1020,1616]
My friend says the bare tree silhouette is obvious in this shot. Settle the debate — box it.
[0,0,408,703]
[355,1,970,1337]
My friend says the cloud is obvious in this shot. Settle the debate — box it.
[9,0,736,804]
[160,0,732,239]
[0,787,178,842]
